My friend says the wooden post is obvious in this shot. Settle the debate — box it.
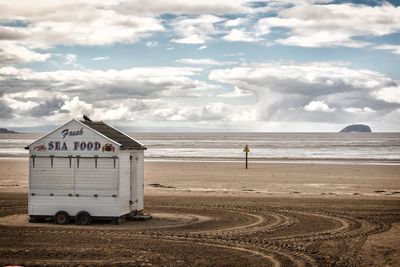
[243,145,250,169]
[245,150,248,169]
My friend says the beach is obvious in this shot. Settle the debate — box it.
[2,158,400,196]
[1,157,400,266]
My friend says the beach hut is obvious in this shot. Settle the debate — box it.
[25,116,146,225]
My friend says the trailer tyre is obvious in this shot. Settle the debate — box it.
[54,211,70,225]
[76,211,91,225]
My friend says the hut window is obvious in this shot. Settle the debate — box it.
[50,156,54,168]
[76,156,80,168]
[94,156,98,168]
[113,157,117,169]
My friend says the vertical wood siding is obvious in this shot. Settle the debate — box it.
[75,158,118,194]
[136,150,144,210]
[31,157,74,193]
[118,152,131,215]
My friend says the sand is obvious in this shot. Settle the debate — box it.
[0,158,400,266]
[0,158,29,192]
[1,159,400,196]
[145,161,400,196]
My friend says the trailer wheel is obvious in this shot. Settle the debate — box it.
[54,211,70,225]
[76,211,91,225]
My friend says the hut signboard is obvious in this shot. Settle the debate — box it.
[32,124,117,156]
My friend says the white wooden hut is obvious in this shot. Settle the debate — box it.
[25,116,146,224]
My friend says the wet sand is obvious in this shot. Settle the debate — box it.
[0,158,399,266]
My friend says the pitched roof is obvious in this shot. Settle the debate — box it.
[81,120,145,149]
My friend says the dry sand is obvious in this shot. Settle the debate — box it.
[0,158,399,266]
[145,161,400,196]
[1,159,400,196]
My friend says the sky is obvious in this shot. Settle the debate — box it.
[0,0,399,132]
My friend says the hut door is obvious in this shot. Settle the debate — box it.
[130,152,138,210]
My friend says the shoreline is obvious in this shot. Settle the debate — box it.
[1,154,399,166]
[144,157,400,166]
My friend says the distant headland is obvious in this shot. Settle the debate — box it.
[340,124,372,133]
[0,128,19,134]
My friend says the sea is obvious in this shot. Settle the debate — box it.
[1,132,399,164]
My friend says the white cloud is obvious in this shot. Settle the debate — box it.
[146,41,159,47]
[173,35,205,44]
[0,1,165,49]
[0,41,50,66]
[224,18,248,27]
[154,104,223,121]
[63,54,77,65]
[93,102,131,121]
[255,3,400,48]
[152,102,254,122]
[2,95,39,113]
[217,86,253,98]
[223,29,260,42]
[209,62,400,123]
[171,15,224,44]
[1,89,68,118]
[373,86,400,104]
[344,107,375,113]
[276,32,369,48]
[304,100,334,112]
[363,107,375,113]
[210,62,392,93]
[198,45,208,50]
[114,0,253,15]
[0,65,229,123]
[92,56,110,61]
[0,66,210,101]
[374,44,400,55]
[223,52,245,57]
[61,96,93,118]
[175,58,236,66]
[0,62,258,125]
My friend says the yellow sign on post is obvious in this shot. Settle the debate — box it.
[243,145,250,169]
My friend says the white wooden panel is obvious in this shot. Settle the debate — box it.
[74,158,118,194]
[136,150,144,210]
[118,152,131,215]
[31,157,73,193]
[29,195,120,217]
[128,150,144,211]
[130,151,139,211]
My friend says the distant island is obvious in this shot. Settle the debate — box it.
[340,124,372,133]
[0,128,19,134]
